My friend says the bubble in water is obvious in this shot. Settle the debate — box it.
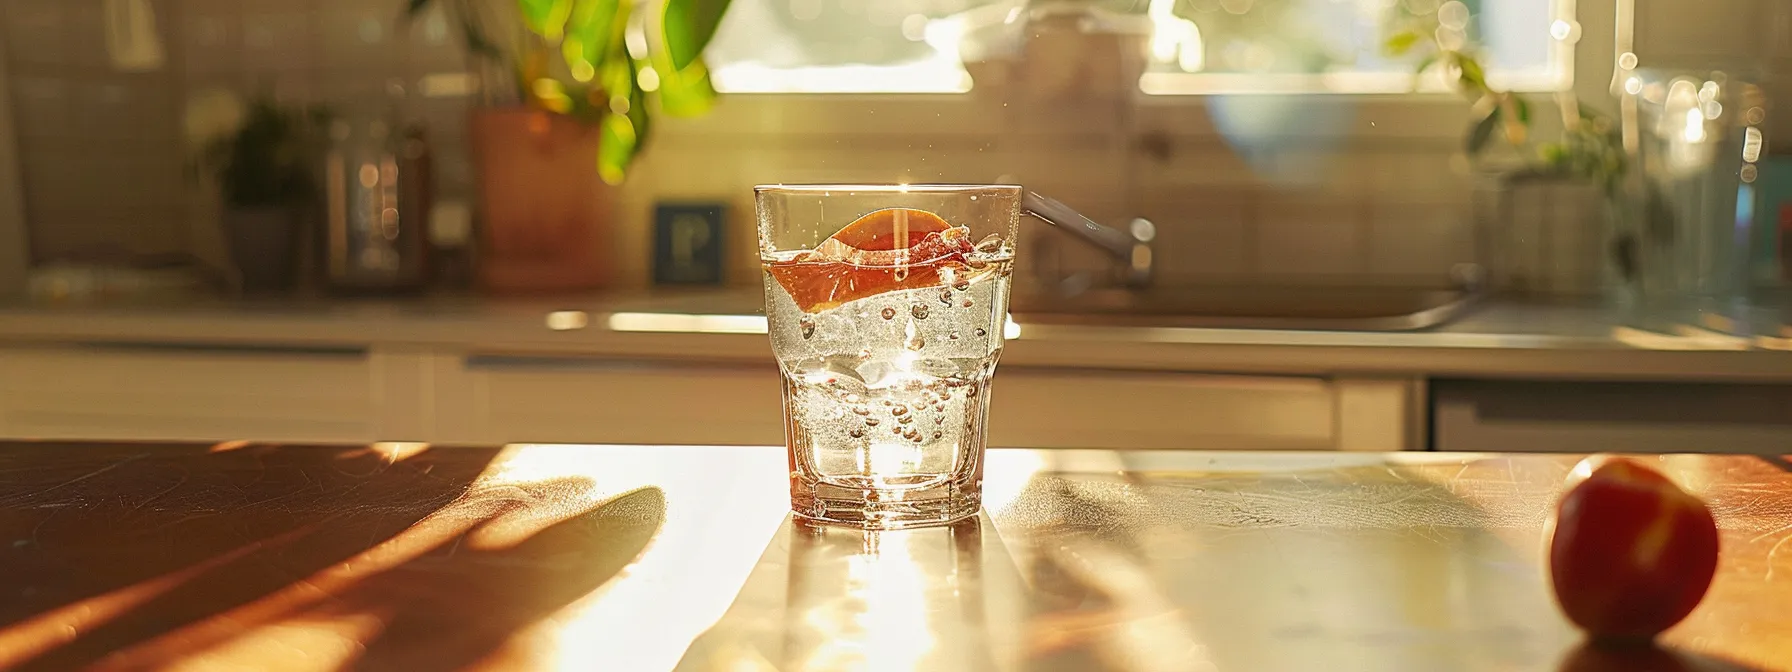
[904,428,921,441]
[967,385,979,397]
[952,279,970,292]
[853,407,870,416]
[906,335,925,351]
[880,307,896,320]
[967,258,989,270]
[892,405,908,416]
[939,290,954,306]
[935,416,945,424]
[866,417,881,426]
[894,265,909,282]
[845,393,863,404]
[948,331,960,341]
[962,299,973,308]
[973,328,988,337]
[882,400,892,406]
[858,348,873,360]
[911,304,929,320]
[850,428,865,438]
[899,415,913,424]
[976,234,1003,253]
[799,316,815,339]
[933,431,943,439]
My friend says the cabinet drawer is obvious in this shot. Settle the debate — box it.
[458,357,785,445]
[0,345,375,442]
[988,369,1335,450]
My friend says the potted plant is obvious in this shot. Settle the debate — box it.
[1383,7,1636,298]
[188,91,329,293]
[405,0,733,292]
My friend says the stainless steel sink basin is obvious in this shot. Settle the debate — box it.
[1010,285,1485,332]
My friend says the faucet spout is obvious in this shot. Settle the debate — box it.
[1022,191,1154,288]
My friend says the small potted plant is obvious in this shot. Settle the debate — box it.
[1383,7,1635,298]
[405,0,733,292]
[187,91,329,293]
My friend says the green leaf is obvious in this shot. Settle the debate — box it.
[656,57,716,117]
[1411,53,1438,79]
[1466,105,1500,156]
[660,0,732,72]
[597,61,648,185]
[562,0,620,81]
[1511,95,1531,125]
[1453,52,1486,91]
[1383,29,1422,56]
[519,0,573,40]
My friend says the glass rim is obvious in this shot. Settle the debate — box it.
[753,183,1023,195]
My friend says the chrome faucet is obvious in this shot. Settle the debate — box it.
[1022,191,1154,288]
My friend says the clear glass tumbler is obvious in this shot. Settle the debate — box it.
[757,184,1020,529]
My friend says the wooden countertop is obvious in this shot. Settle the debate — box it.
[0,442,1788,671]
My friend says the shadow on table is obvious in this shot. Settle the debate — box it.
[1558,641,1768,672]
[0,442,665,671]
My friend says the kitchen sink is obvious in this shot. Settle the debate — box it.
[1010,285,1486,332]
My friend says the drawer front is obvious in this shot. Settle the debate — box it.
[461,357,785,445]
[0,345,375,442]
[988,369,1336,450]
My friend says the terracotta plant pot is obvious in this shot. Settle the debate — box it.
[222,206,300,293]
[471,108,610,292]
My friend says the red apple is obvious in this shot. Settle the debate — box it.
[1549,458,1720,641]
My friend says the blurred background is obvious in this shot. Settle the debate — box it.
[0,0,1788,453]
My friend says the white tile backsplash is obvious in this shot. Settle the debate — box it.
[1254,196,1369,279]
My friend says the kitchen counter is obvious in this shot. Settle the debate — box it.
[2,290,1792,381]
[0,441,1786,671]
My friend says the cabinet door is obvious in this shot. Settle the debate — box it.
[452,356,786,445]
[0,344,376,442]
[1433,379,1792,454]
[988,368,1338,450]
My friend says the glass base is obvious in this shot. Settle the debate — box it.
[791,475,981,530]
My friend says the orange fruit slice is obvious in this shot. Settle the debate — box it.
[767,208,971,313]
[828,208,951,251]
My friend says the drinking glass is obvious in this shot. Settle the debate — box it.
[757,184,1020,529]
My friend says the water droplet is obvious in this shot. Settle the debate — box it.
[850,428,865,438]
[904,428,921,441]
[948,331,960,341]
[899,415,913,424]
[961,299,973,308]
[939,291,954,306]
[952,280,970,292]
[882,400,892,406]
[973,328,988,337]
[892,405,908,416]
[911,304,929,320]
[880,307,896,320]
[853,407,870,416]
[976,234,1003,253]
[967,385,979,397]
[906,335,925,351]
[799,316,815,339]
[866,417,881,426]
[933,431,943,439]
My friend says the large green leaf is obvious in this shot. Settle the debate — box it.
[661,0,731,72]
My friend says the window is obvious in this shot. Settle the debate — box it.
[707,0,1572,95]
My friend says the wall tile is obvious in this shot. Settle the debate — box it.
[2,0,68,68]
[1368,202,1476,284]
[1254,195,1368,280]
[1139,193,1250,281]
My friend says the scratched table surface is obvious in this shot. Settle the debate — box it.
[0,443,1788,672]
